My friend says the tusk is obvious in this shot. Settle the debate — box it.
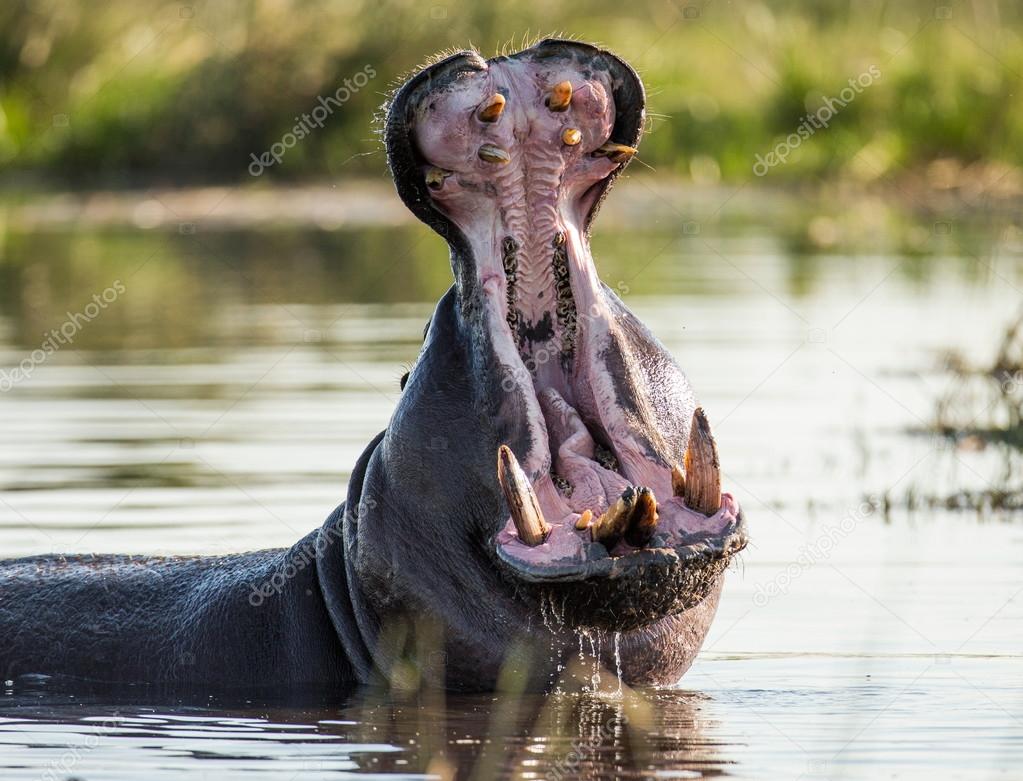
[478,143,511,165]
[682,407,722,516]
[478,93,505,122]
[591,487,635,550]
[593,142,637,164]
[424,167,451,190]
[561,128,582,146]
[624,486,659,547]
[547,80,573,112]
[497,445,550,546]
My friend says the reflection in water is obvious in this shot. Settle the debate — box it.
[0,226,452,350]
[4,652,1023,780]
[0,671,724,781]
[0,201,1008,351]
[924,307,1023,512]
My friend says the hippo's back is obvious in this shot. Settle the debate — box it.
[0,543,352,687]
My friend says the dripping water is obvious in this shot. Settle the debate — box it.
[589,633,601,690]
[613,631,623,697]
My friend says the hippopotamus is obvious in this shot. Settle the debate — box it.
[0,40,746,692]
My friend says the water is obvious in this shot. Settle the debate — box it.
[0,182,1020,778]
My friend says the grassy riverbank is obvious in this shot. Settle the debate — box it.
[1,1,1022,187]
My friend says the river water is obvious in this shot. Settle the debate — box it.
[0,182,1019,778]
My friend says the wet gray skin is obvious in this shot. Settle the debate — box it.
[0,40,745,692]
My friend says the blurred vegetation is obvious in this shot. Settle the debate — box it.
[938,308,1023,451]
[0,0,1021,188]
[905,307,1023,513]
[0,205,1010,350]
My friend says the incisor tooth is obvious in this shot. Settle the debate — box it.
[575,509,593,530]
[497,445,550,546]
[624,487,659,547]
[424,167,450,190]
[548,80,573,111]
[682,407,722,516]
[478,144,511,164]
[478,93,505,122]
[562,128,582,146]
[591,487,635,549]
[593,142,637,164]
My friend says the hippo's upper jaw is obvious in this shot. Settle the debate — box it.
[384,39,746,639]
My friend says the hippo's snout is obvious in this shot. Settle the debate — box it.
[385,39,746,634]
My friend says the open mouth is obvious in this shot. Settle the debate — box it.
[396,40,747,631]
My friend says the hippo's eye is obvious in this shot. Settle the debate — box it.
[399,371,410,391]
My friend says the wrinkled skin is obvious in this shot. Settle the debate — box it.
[0,40,745,692]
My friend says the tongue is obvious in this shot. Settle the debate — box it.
[538,387,630,514]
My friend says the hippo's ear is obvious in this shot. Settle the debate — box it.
[384,50,487,245]
[527,38,646,230]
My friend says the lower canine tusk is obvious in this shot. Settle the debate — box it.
[497,445,550,546]
[682,407,722,516]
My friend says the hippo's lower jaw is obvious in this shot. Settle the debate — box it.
[490,378,748,634]
[491,382,747,633]
[402,40,747,634]
[494,453,746,634]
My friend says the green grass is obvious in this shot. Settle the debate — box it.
[1,0,1021,186]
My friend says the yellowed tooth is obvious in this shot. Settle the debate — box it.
[624,486,659,547]
[424,167,450,190]
[497,445,550,546]
[590,487,636,549]
[562,128,582,146]
[478,93,505,122]
[575,509,593,530]
[593,142,638,164]
[547,80,573,112]
[682,407,722,516]
[671,463,686,497]
[478,143,511,165]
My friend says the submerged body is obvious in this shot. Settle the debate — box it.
[0,40,746,691]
